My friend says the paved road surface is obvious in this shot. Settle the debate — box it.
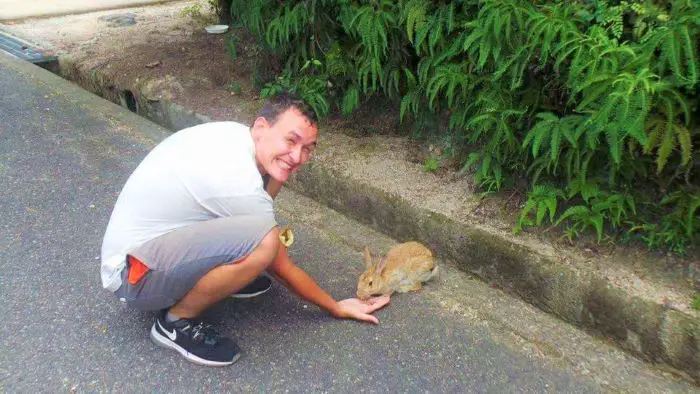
[3,51,697,392]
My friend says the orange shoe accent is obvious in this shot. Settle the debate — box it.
[127,255,150,285]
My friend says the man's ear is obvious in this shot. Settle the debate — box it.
[250,117,269,141]
[252,116,270,130]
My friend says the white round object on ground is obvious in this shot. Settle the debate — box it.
[204,25,229,34]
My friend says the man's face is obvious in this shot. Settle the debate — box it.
[251,108,318,183]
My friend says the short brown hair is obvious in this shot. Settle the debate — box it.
[257,92,318,126]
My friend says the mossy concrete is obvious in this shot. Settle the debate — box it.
[58,57,214,130]
[660,310,700,376]
[56,59,700,383]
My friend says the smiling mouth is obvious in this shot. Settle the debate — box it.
[277,159,294,172]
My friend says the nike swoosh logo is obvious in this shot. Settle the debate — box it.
[157,320,177,341]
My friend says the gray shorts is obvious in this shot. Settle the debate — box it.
[115,215,277,311]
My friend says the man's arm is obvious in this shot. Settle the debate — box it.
[267,243,389,324]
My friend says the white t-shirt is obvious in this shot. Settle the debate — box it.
[100,121,275,291]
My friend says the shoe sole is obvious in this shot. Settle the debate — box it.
[229,286,271,299]
[150,324,241,367]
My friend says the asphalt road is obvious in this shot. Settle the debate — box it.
[0,52,621,392]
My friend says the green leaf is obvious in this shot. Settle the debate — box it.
[536,201,547,225]
[423,156,439,172]
[545,195,557,223]
[591,214,604,241]
[605,124,621,164]
[550,124,562,164]
[691,293,700,311]
[686,197,700,237]
[656,121,675,173]
[676,124,692,166]
[342,86,360,115]
[555,205,589,226]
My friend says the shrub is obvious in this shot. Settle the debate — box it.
[227,0,699,254]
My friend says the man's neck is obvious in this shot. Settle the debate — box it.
[250,128,267,176]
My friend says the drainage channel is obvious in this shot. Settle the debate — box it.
[0,30,57,72]
[0,31,144,118]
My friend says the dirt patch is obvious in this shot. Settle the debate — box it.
[2,0,698,313]
[1,1,265,120]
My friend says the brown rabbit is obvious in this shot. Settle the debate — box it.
[356,241,437,299]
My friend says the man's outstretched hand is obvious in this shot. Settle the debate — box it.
[335,295,391,324]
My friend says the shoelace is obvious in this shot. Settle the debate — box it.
[190,322,219,345]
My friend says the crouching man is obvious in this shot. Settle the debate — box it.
[100,94,389,366]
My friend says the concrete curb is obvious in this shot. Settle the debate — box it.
[288,164,699,382]
[55,56,700,383]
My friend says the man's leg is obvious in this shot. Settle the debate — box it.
[146,226,280,367]
[168,226,280,319]
[119,215,278,311]
[115,216,279,366]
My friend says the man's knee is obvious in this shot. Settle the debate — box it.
[255,226,281,268]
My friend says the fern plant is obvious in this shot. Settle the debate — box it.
[556,191,636,241]
[260,59,330,117]
[516,184,561,233]
[641,0,699,87]
[229,0,700,254]
[522,113,582,182]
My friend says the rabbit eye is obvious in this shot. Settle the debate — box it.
[368,280,373,286]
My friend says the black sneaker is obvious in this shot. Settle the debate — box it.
[150,311,241,367]
[230,275,272,298]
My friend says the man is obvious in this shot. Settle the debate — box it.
[100,94,390,367]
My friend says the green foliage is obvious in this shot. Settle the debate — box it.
[516,185,560,233]
[644,116,693,174]
[260,59,330,118]
[628,219,691,255]
[226,34,238,59]
[660,188,700,238]
[556,191,636,241]
[692,293,700,311]
[227,81,242,95]
[423,156,438,172]
[180,3,204,19]
[623,186,699,255]
[230,0,273,37]
[207,0,222,16]
[180,1,220,23]
[642,1,699,87]
[522,113,582,183]
[343,0,397,59]
[230,0,700,254]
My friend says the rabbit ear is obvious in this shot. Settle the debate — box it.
[363,246,373,269]
[377,256,389,274]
